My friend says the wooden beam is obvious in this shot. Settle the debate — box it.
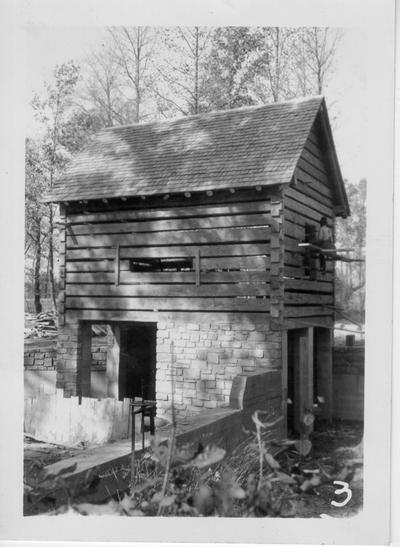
[114,244,120,286]
[79,323,92,398]
[281,330,288,437]
[106,325,121,399]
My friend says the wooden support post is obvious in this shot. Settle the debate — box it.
[58,204,67,326]
[306,327,314,416]
[281,330,288,438]
[79,322,92,398]
[106,325,121,399]
[295,327,313,433]
[114,244,120,286]
[315,327,333,419]
[269,190,284,328]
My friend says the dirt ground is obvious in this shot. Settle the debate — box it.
[24,436,85,485]
[275,419,364,518]
[24,419,363,518]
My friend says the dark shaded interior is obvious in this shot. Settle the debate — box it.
[119,323,157,400]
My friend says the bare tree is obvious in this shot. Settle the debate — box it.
[31,62,80,312]
[294,28,341,95]
[154,27,213,116]
[253,27,297,103]
[81,43,128,126]
[108,26,157,123]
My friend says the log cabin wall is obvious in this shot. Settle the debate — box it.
[63,188,278,318]
[56,188,284,411]
[282,121,336,329]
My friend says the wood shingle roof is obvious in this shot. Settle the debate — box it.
[45,96,347,212]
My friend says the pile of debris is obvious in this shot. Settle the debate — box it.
[24,312,58,339]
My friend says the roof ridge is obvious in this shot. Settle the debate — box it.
[100,95,324,133]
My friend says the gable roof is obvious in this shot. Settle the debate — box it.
[45,96,349,216]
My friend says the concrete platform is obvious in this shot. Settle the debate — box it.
[24,407,242,515]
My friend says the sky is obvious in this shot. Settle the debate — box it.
[25,26,368,184]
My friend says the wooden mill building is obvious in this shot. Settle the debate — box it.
[46,96,350,433]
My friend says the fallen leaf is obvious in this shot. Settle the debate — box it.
[294,439,312,456]
[264,452,280,470]
[185,445,226,469]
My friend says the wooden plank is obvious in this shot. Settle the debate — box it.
[284,220,305,240]
[66,259,130,272]
[306,328,314,421]
[305,129,322,154]
[66,270,271,284]
[284,306,333,318]
[80,323,92,397]
[66,255,271,273]
[284,207,333,229]
[295,175,334,206]
[284,278,333,292]
[284,191,333,222]
[66,243,271,261]
[284,251,334,272]
[68,200,273,225]
[68,213,277,236]
[284,269,334,283]
[66,296,271,312]
[66,227,272,248]
[66,282,271,298]
[296,156,329,186]
[284,293,333,305]
[66,309,271,323]
[201,255,270,270]
[298,335,308,432]
[283,315,334,329]
[281,330,288,437]
[300,147,327,177]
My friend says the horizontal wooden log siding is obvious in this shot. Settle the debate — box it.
[283,127,335,321]
[65,197,274,315]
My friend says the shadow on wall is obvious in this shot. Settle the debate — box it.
[24,370,57,397]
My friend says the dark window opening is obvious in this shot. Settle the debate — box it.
[129,257,194,272]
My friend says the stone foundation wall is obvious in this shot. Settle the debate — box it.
[24,339,57,370]
[156,317,282,417]
[24,337,108,372]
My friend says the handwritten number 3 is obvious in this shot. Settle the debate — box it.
[331,481,352,507]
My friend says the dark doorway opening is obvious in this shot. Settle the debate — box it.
[119,323,157,401]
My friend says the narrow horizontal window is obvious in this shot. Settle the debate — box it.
[129,257,194,272]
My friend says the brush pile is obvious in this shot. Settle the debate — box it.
[24,312,57,339]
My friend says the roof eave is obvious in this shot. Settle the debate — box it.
[318,99,351,218]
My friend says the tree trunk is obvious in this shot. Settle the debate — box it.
[48,204,57,312]
[194,27,199,114]
[33,220,42,314]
